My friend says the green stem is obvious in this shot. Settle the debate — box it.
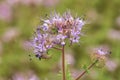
[75,59,98,80]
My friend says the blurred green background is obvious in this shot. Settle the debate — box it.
[0,0,120,80]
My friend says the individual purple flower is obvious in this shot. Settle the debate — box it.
[70,29,80,43]
[56,34,67,45]
[96,48,111,56]
[42,23,49,31]
[97,49,106,55]
[75,18,84,30]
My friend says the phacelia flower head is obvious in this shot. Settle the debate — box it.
[32,11,85,59]
[91,48,111,67]
[95,48,111,59]
[91,48,111,61]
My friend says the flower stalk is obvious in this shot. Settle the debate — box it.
[62,45,66,80]
[75,59,98,80]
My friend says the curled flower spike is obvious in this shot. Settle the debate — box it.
[32,11,85,59]
[95,48,111,59]
[90,48,111,68]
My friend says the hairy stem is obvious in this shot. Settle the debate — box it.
[62,45,66,80]
[75,59,98,80]
[53,47,62,50]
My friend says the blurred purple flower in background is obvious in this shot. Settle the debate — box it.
[1,28,20,43]
[108,29,120,40]
[42,0,59,7]
[116,16,120,27]
[5,0,59,7]
[0,2,12,22]
[6,0,20,6]
[12,71,39,80]
[0,41,3,55]
[105,59,118,72]
[19,0,42,6]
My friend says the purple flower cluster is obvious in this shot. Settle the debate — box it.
[96,48,110,56]
[32,11,85,59]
